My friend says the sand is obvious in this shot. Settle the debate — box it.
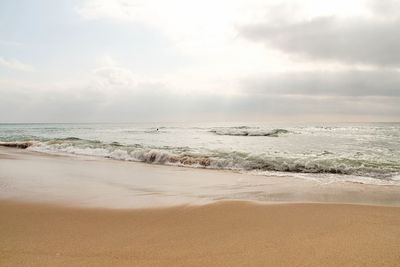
[1,200,400,266]
[1,147,400,266]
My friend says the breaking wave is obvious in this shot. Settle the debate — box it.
[210,128,290,137]
[0,141,33,149]
[2,137,395,182]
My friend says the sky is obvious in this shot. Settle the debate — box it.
[0,0,399,123]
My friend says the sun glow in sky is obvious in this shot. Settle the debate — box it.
[0,0,399,122]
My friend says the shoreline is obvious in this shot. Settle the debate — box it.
[1,146,400,208]
[2,138,399,187]
[1,200,400,266]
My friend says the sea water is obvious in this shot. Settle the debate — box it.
[1,122,399,185]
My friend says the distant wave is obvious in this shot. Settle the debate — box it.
[62,137,81,141]
[210,128,290,137]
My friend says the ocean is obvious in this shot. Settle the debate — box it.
[1,122,399,185]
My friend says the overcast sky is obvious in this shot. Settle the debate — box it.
[0,0,399,122]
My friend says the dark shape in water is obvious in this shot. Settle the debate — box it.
[0,142,32,149]
[210,128,290,137]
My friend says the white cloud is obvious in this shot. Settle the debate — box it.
[77,0,242,53]
[0,57,34,72]
[88,55,171,95]
[368,0,400,19]
[0,40,23,46]
[92,66,137,88]
[75,0,290,95]
[76,0,378,86]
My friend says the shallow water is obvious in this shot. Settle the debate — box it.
[1,122,399,185]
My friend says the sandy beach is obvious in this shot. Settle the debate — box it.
[1,201,400,266]
[1,147,400,266]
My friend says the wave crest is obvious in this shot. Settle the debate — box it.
[18,138,399,181]
[210,128,290,137]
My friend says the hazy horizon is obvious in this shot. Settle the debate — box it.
[1,120,400,124]
[1,0,400,123]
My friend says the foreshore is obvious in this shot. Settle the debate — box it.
[1,146,400,208]
[1,146,400,266]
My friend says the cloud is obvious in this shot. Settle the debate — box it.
[92,66,138,88]
[1,70,400,123]
[241,70,400,97]
[1,0,399,122]
[368,0,400,18]
[0,57,34,72]
[76,0,267,56]
[238,16,400,66]
[88,55,168,94]
[77,0,145,21]
[0,40,23,46]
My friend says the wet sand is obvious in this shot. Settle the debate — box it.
[1,201,400,266]
[1,146,400,207]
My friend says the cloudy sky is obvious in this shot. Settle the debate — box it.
[0,0,399,122]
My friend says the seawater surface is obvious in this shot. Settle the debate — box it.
[1,122,399,185]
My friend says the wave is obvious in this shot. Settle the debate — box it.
[5,137,394,182]
[62,137,82,141]
[210,128,290,137]
[0,141,33,149]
